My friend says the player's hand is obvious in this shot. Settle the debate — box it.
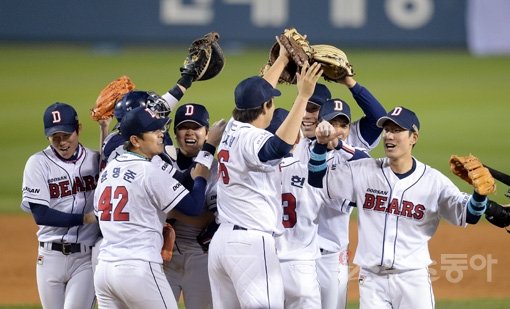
[338,75,356,88]
[275,36,290,64]
[315,120,340,145]
[296,62,323,101]
[191,163,211,180]
[206,119,227,148]
[83,212,97,224]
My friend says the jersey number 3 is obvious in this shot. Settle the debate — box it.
[97,186,130,221]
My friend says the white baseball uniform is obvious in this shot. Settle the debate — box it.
[294,119,377,309]
[21,144,100,309]
[321,155,470,309]
[163,151,218,309]
[277,155,349,308]
[208,118,284,308]
[93,152,190,309]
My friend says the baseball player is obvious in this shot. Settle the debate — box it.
[163,103,218,309]
[294,75,386,309]
[308,106,489,309]
[93,106,224,308]
[208,39,323,307]
[270,106,369,308]
[92,90,180,272]
[21,102,100,309]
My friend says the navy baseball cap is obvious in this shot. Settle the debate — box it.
[234,76,281,110]
[376,106,420,132]
[174,103,210,130]
[266,108,289,134]
[308,83,331,107]
[319,98,351,123]
[120,106,170,139]
[43,102,79,137]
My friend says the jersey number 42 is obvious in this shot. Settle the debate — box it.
[97,186,130,221]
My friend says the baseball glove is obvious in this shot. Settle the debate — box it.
[485,200,510,229]
[182,32,225,82]
[161,223,176,262]
[449,154,496,195]
[196,221,220,253]
[90,76,136,121]
[311,44,354,82]
[260,28,313,84]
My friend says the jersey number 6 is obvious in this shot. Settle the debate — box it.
[217,149,230,185]
[97,186,130,221]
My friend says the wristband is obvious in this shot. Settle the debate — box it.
[308,161,328,172]
[177,74,194,89]
[195,150,214,169]
[468,197,487,216]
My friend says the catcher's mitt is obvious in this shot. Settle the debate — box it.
[260,28,313,84]
[161,223,176,262]
[182,32,225,82]
[485,200,510,229]
[90,76,136,121]
[449,154,496,195]
[311,44,354,82]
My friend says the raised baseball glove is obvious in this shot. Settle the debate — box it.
[182,32,225,82]
[449,154,496,195]
[90,76,136,121]
[161,223,176,262]
[260,28,313,84]
[311,44,354,82]
[485,200,510,229]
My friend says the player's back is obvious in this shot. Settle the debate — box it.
[95,152,186,263]
[216,118,283,234]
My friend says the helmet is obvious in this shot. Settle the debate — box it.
[145,91,171,118]
[114,91,171,122]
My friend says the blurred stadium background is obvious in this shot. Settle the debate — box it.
[1,0,509,307]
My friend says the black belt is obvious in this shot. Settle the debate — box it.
[39,242,84,255]
[233,225,247,231]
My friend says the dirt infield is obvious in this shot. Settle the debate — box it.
[1,214,509,305]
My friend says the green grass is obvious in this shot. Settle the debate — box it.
[2,43,509,213]
[2,298,510,308]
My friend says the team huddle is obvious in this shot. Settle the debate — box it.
[21,30,510,309]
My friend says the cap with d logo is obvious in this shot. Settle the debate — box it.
[174,103,210,130]
[43,102,79,137]
[376,106,420,132]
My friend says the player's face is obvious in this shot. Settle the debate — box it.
[382,122,417,160]
[301,103,320,138]
[48,131,79,159]
[329,116,350,141]
[137,129,166,159]
[175,122,208,157]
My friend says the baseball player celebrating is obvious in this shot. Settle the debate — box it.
[21,102,100,309]
[208,39,323,307]
[163,103,218,309]
[308,106,490,309]
[294,74,386,309]
[93,106,224,308]
[271,106,369,308]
